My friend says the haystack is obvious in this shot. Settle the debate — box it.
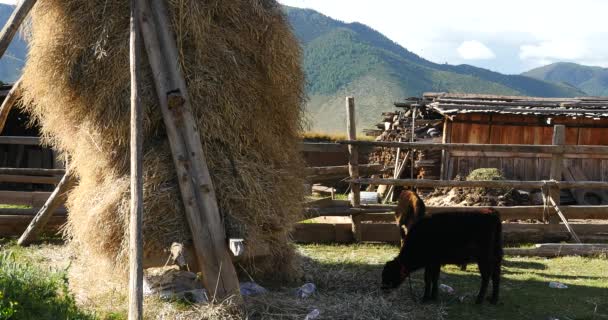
[20,0,305,281]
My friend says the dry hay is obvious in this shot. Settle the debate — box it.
[20,0,305,282]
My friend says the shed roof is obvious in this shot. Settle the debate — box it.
[397,92,608,120]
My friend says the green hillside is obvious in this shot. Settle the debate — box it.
[523,62,608,96]
[285,7,584,133]
[0,4,27,84]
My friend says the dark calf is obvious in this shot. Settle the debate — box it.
[382,212,503,304]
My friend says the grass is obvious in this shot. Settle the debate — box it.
[0,246,94,319]
[302,131,374,142]
[0,240,606,319]
[0,204,31,209]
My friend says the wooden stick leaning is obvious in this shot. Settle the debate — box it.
[547,195,582,244]
[136,0,240,300]
[0,78,22,133]
[128,0,144,318]
[17,170,75,246]
[0,0,37,60]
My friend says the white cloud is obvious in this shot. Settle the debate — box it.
[457,40,495,60]
[520,40,587,61]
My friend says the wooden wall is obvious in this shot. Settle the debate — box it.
[445,114,608,182]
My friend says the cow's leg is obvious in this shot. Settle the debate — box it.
[422,266,433,302]
[430,264,440,300]
[476,260,491,304]
[489,260,501,305]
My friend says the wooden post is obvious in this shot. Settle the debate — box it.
[0,79,22,134]
[128,0,144,318]
[346,97,361,242]
[0,0,37,60]
[548,125,565,224]
[410,107,416,180]
[17,170,75,246]
[440,119,452,180]
[136,0,240,300]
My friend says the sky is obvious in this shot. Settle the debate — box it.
[278,0,608,74]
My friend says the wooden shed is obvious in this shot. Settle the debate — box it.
[423,93,608,184]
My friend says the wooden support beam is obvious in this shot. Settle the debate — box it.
[0,78,22,134]
[505,244,608,257]
[128,1,144,318]
[548,195,582,243]
[305,164,391,181]
[0,0,37,60]
[0,174,62,184]
[548,125,565,224]
[300,143,348,153]
[0,207,67,216]
[347,178,608,190]
[0,136,41,145]
[137,0,240,300]
[346,97,361,242]
[0,168,65,176]
[17,171,75,246]
[337,140,608,155]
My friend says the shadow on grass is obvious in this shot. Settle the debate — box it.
[254,245,608,320]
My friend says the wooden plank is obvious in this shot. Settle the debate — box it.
[300,143,347,153]
[449,151,608,160]
[549,125,565,223]
[138,0,239,300]
[0,79,22,134]
[17,171,75,245]
[0,0,37,60]
[305,164,391,180]
[345,97,361,242]
[348,178,608,189]
[338,140,608,155]
[0,174,61,184]
[0,190,54,207]
[0,168,65,176]
[0,136,41,145]
[440,120,452,180]
[128,1,144,318]
[0,215,64,237]
[0,207,67,216]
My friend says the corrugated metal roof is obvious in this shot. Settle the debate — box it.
[397,92,608,119]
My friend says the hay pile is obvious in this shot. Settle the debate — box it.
[21,0,305,281]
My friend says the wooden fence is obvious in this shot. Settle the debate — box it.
[298,97,608,245]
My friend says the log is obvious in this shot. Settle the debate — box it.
[0,174,62,184]
[303,206,395,218]
[505,244,608,257]
[338,140,608,155]
[0,136,41,145]
[137,0,240,300]
[0,168,65,176]
[128,1,144,318]
[17,171,75,245]
[0,207,67,216]
[0,191,54,207]
[305,164,391,181]
[0,79,22,134]
[346,97,361,242]
[300,143,347,153]
[0,0,37,60]
[348,178,608,190]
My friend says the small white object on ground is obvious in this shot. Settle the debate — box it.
[549,281,568,289]
[439,284,455,294]
[296,283,317,298]
[240,281,268,296]
[229,238,245,257]
[304,309,320,320]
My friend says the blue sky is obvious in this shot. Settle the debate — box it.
[278,0,608,74]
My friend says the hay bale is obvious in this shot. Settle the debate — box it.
[20,0,305,281]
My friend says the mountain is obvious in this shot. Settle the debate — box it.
[522,62,608,96]
[284,6,584,133]
[0,4,27,84]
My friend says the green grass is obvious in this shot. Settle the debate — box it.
[0,240,606,319]
[0,249,94,320]
[0,204,31,209]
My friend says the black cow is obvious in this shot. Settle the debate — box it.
[382,211,503,304]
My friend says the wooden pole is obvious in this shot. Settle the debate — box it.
[410,107,416,180]
[137,0,240,300]
[128,0,144,318]
[547,195,582,243]
[440,120,452,180]
[548,125,565,223]
[0,0,37,60]
[346,97,361,242]
[0,79,22,134]
[17,170,75,246]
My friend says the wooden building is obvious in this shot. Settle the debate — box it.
[423,93,608,183]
